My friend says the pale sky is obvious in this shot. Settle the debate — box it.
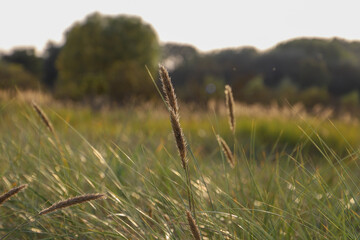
[1,0,360,54]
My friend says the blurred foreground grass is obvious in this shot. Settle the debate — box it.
[1,95,360,239]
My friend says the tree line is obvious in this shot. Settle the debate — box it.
[1,12,360,108]
[164,38,360,109]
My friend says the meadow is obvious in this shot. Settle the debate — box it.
[2,75,360,239]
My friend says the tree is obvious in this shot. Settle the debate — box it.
[2,48,43,78]
[0,61,39,91]
[161,43,199,70]
[297,58,330,89]
[42,42,62,89]
[56,12,160,101]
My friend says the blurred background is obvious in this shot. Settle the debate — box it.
[1,0,360,113]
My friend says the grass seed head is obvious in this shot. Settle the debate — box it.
[159,65,179,114]
[32,101,54,134]
[159,65,188,169]
[225,85,235,134]
[186,210,201,240]
[0,184,28,206]
[217,135,235,168]
[170,110,187,169]
[39,193,106,215]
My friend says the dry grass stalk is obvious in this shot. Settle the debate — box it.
[170,110,187,169]
[32,101,69,167]
[225,85,235,134]
[217,135,235,168]
[39,193,105,215]
[159,66,194,213]
[159,65,187,169]
[159,65,179,114]
[0,184,27,206]
[32,101,54,134]
[186,210,201,240]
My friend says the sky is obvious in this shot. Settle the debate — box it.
[1,0,360,54]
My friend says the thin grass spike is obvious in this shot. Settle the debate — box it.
[32,101,54,134]
[159,65,187,169]
[159,65,194,213]
[217,135,235,168]
[39,193,105,215]
[186,210,201,240]
[225,85,235,134]
[170,109,187,169]
[32,101,69,167]
[159,65,179,114]
[0,184,27,206]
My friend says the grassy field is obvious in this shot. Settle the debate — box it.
[2,88,360,239]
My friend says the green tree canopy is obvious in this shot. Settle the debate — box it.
[56,12,159,101]
[0,61,39,91]
[2,48,43,78]
[42,42,62,89]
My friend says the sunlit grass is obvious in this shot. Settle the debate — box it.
[1,95,360,239]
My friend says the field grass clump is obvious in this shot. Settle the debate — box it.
[1,71,360,238]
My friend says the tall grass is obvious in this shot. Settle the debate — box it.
[1,72,360,238]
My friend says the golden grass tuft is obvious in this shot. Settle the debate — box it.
[0,184,28,206]
[225,85,235,134]
[186,210,201,240]
[217,135,235,168]
[39,193,106,215]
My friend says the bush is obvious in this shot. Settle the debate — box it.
[0,62,39,91]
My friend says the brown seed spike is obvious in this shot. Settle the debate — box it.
[32,101,54,134]
[0,184,28,206]
[39,193,105,215]
[159,65,179,115]
[186,210,201,240]
[217,135,235,168]
[170,110,187,169]
[31,101,68,167]
[225,85,235,134]
[159,65,187,169]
